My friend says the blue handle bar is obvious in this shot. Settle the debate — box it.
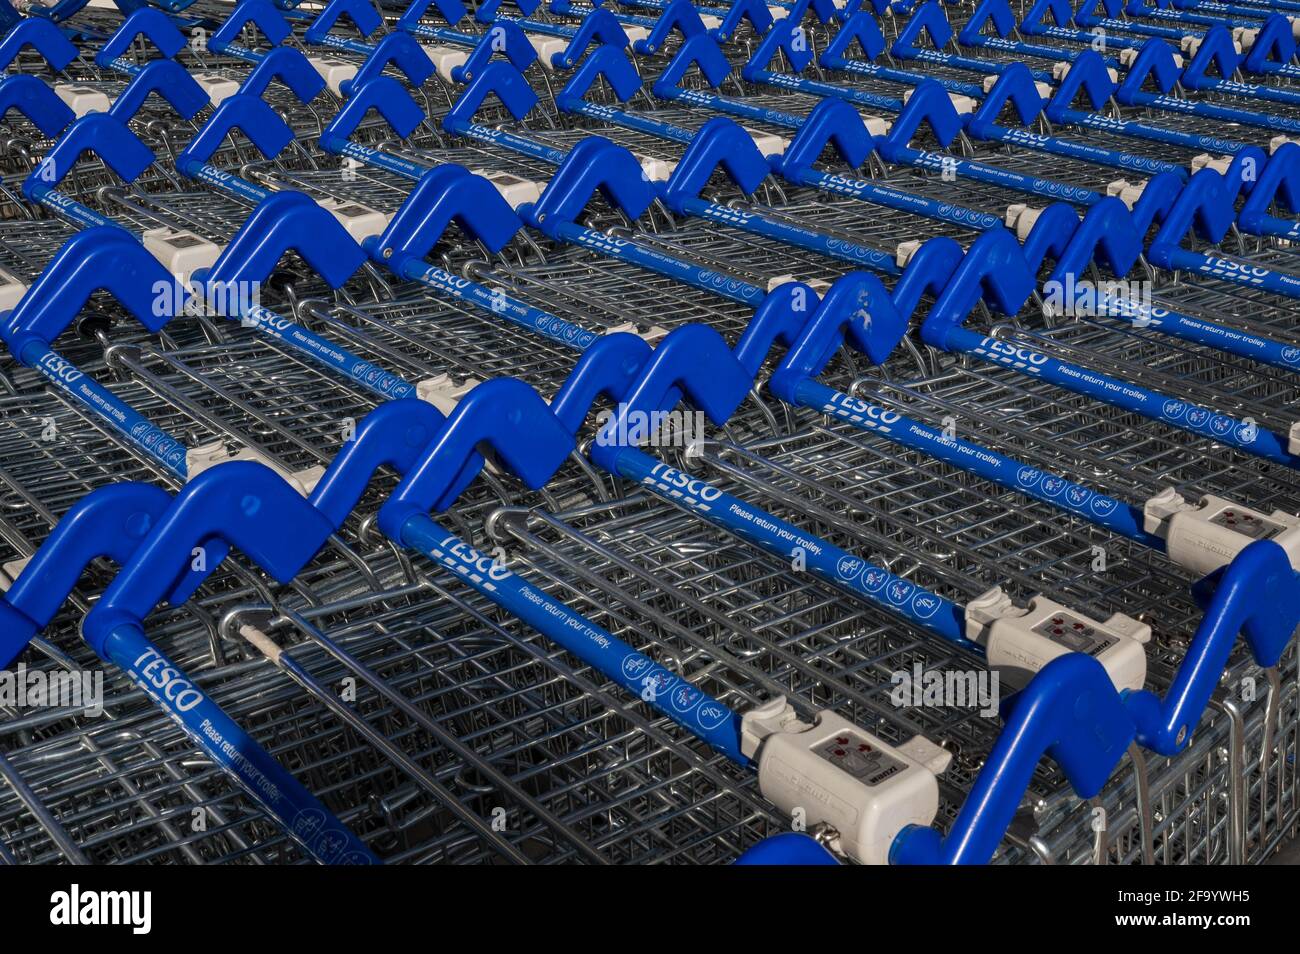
[400,513,748,763]
[791,376,1160,546]
[1094,293,1300,374]
[543,217,769,305]
[943,326,1300,468]
[604,446,976,652]
[102,622,379,864]
[17,342,189,477]
[735,833,841,864]
[393,257,602,349]
[885,146,1104,208]
[1154,246,1300,301]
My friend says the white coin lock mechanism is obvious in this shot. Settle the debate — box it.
[315,196,392,244]
[1144,488,1300,578]
[141,227,223,288]
[965,587,1151,693]
[0,265,30,313]
[185,441,325,497]
[306,55,358,96]
[421,44,468,82]
[191,73,240,106]
[53,83,111,117]
[741,697,951,865]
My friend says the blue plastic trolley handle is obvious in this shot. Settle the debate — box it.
[399,512,748,764]
[944,326,1300,468]
[100,622,380,864]
[606,445,975,651]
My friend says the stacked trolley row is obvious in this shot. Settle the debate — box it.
[0,0,1296,866]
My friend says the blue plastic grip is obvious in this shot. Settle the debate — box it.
[920,229,1036,346]
[821,10,886,65]
[109,59,209,122]
[1019,0,1073,34]
[1,227,176,358]
[22,112,155,197]
[1244,15,1297,75]
[522,137,658,236]
[778,97,874,175]
[0,17,77,71]
[634,0,706,55]
[309,399,449,529]
[714,0,775,41]
[0,75,74,137]
[445,60,539,128]
[654,33,733,91]
[1181,26,1244,90]
[240,46,327,103]
[661,117,772,212]
[1116,39,1183,103]
[743,15,811,79]
[82,462,334,650]
[892,0,953,54]
[557,42,642,103]
[1125,541,1300,755]
[340,32,435,97]
[396,0,467,29]
[204,190,366,290]
[0,484,205,669]
[369,165,523,269]
[178,93,294,166]
[1045,51,1117,122]
[552,9,631,69]
[95,8,186,66]
[452,21,539,82]
[967,63,1045,138]
[303,0,382,43]
[878,79,966,159]
[328,80,425,161]
[211,0,291,53]
[734,833,840,865]
[378,378,575,530]
[891,653,1136,864]
[958,0,1015,43]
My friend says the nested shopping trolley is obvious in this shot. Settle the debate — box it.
[0,0,1298,866]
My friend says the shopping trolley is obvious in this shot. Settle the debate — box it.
[0,167,1086,868]
[413,51,1300,478]
[30,245,1295,865]
[887,0,1300,137]
[3,0,1300,867]
[761,13,1230,188]
[15,115,1294,857]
